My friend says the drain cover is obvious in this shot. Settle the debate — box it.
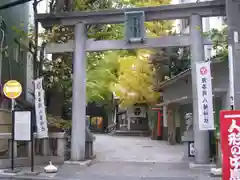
[142,145,153,148]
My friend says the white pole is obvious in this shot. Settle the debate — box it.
[228,45,235,110]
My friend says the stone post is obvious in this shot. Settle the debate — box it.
[28,139,35,159]
[190,14,210,164]
[41,138,49,156]
[9,140,17,158]
[71,23,86,161]
[57,138,66,157]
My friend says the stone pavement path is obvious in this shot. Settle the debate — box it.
[94,134,185,163]
[54,135,218,180]
[55,161,216,180]
[2,135,220,180]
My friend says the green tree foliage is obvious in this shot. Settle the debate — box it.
[43,0,124,107]
[111,0,173,107]
[113,49,160,107]
[86,51,119,102]
[10,0,124,122]
[206,25,228,61]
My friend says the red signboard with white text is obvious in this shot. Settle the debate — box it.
[220,110,240,180]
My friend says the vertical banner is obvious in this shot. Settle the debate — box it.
[196,61,214,130]
[220,110,240,180]
[34,77,48,138]
[26,52,34,104]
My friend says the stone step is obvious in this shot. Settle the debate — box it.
[110,130,150,137]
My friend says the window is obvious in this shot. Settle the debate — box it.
[0,22,7,59]
[182,19,190,30]
[13,41,20,63]
[222,17,227,25]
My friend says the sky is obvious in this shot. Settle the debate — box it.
[38,0,48,13]
[171,0,179,4]
[37,0,48,33]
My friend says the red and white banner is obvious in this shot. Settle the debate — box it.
[220,110,240,180]
[196,61,214,130]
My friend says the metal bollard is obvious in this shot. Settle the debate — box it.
[216,133,222,168]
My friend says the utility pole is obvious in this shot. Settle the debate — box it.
[211,0,240,173]
[225,0,240,110]
[33,0,38,78]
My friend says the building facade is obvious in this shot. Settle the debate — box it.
[0,0,34,155]
[157,0,227,158]
[175,0,225,61]
[0,0,34,105]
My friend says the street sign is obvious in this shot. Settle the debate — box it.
[188,141,195,157]
[220,110,240,180]
[12,110,34,172]
[196,61,214,130]
[13,111,31,141]
[3,80,23,171]
[3,80,22,99]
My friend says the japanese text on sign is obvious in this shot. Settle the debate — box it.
[220,110,240,180]
[34,77,48,138]
[228,119,240,179]
[196,62,214,130]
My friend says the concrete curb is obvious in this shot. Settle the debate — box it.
[210,167,222,177]
[0,174,55,180]
[64,159,92,166]
[0,159,94,179]
[0,172,58,180]
[189,162,216,169]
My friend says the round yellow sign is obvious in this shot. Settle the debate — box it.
[3,80,22,99]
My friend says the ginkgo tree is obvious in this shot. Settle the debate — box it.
[113,49,160,107]
[86,51,119,102]
[111,0,172,108]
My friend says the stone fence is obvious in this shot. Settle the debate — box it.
[0,132,67,169]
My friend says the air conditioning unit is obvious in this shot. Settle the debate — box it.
[128,106,147,118]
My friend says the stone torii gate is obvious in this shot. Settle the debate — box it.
[37,0,225,164]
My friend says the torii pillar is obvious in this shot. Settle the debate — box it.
[190,14,210,164]
[71,23,86,161]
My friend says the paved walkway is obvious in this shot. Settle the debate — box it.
[94,134,185,163]
[56,161,214,180]
[0,134,219,180]
[54,134,217,180]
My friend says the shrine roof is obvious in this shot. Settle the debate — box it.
[156,59,224,91]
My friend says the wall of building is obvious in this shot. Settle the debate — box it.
[167,0,226,144]
[126,105,148,131]
[0,0,33,104]
[162,61,228,143]
[163,61,229,102]
[0,1,33,152]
